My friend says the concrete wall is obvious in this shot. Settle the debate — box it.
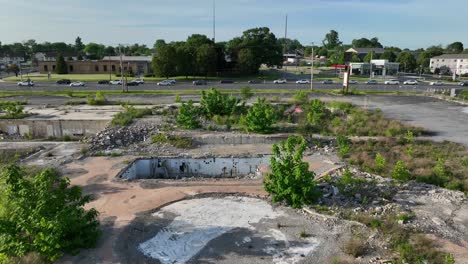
[0,119,109,138]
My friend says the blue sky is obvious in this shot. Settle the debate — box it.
[0,0,467,49]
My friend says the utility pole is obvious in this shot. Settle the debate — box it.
[212,0,216,42]
[119,45,125,92]
[310,42,314,91]
[283,14,288,74]
[369,51,373,79]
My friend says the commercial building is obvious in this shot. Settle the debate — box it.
[38,56,153,75]
[349,59,400,76]
[345,48,385,60]
[430,54,468,75]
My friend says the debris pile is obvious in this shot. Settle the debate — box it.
[89,124,157,151]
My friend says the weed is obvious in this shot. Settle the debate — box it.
[343,238,366,257]
[391,160,411,182]
[298,230,309,238]
[151,133,192,149]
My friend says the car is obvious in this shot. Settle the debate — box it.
[127,81,139,86]
[403,80,418,85]
[430,81,444,86]
[110,80,123,85]
[273,79,287,84]
[366,80,378,85]
[321,80,333,84]
[384,79,400,85]
[98,80,110,84]
[56,79,71,84]
[349,80,358,84]
[219,80,234,84]
[248,80,262,84]
[193,80,207,85]
[132,79,145,84]
[157,80,174,86]
[17,80,34,86]
[458,81,468,86]
[166,79,176,84]
[70,81,85,87]
[296,79,310,84]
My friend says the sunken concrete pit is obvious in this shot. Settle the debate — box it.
[118,156,271,180]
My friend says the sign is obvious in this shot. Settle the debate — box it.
[332,64,346,69]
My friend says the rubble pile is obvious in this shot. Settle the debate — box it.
[89,124,157,151]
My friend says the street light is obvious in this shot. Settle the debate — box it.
[310,42,314,91]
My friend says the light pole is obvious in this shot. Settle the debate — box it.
[310,42,314,91]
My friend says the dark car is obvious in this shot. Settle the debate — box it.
[366,80,378,85]
[98,80,110,84]
[459,81,468,87]
[219,80,234,84]
[248,80,262,84]
[56,79,71,84]
[193,80,207,85]
[127,81,139,86]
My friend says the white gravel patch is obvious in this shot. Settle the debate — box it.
[138,196,319,264]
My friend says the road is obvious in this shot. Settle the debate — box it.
[0,80,464,93]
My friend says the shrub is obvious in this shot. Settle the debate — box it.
[343,238,366,257]
[336,135,351,158]
[245,97,277,134]
[177,99,200,129]
[392,160,411,181]
[111,105,152,126]
[306,99,328,129]
[200,88,241,117]
[0,165,100,261]
[374,153,387,174]
[264,136,321,208]
[151,133,192,149]
[174,94,182,103]
[293,90,308,105]
[87,92,107,105]
[240,86,253,101]
[0,101,27,119]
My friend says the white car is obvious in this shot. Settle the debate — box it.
[430,81,444,86]
[166,79,177,84]
[132,79,145,84]
[157,80,174,86]
[17,80,34,86]
[403,80,418,85]
[296,79,310,84]
[349,80,358,84]
[273,79,287,84]
[110,80,123,85]
[70,81,85,87]
[384,79,400,85]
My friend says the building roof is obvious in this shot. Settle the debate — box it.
[346,48,385,54]
[431,54,468,59]
[103,56,152,62]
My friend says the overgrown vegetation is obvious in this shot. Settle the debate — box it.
[264,136,320,208]
[86,91,107,105]
[151,133,192,148]
[111,105,152,126]
[0,165,100,262]
[200,88,241,117]
[177,99,200,129]
[244,97,276,134]
[0,101,28,119]
[240,86,253,101]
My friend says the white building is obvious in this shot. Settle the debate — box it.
[350,59,399,76]
[430,54,468,75]
[0,53,25,65]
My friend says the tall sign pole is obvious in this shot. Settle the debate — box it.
[310,42,314,91]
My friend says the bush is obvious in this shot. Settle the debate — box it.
[392,160,411,181]
[151,133,192,149]
[374,153,387,174]
[305,99,329,132]
[264,136,321,208]
[240,86,253,101]
[0,165,100,261]
[245,97,277,134]
[174,94,182,103]
[200,88,241,117]
[336,135,351,158]
[177,100,200,129]
[293,90,309,105]
[343,238,366,257]
[111,105,152,126]
[0,101,27,119]
[87,92,107,105]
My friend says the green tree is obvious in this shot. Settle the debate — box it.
[374,153,386,174]
[417,46,444,71]
[237,48,258,74]
[0,165,100,261]
[264,136,320,208]
[351,37,383,48]
[351,53,361,62]
[245,97,276,133]
[153,39,167,50]
[363,51,380,62]
[397,51,417,72]
[74,36,84,53]
[391,160,411,181]
[322,30,342,50]
[174,44,194,78]
[55,54,68,74]
[446,42,464,54]
[83,43,105,60]
[380,50,396,62]
[177,100,200,129]
[200,88,240,117]
[196,44,217,76]
[6,64,20,77]
[152,45,177,78]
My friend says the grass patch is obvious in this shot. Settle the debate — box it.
[343,237,366,257]
[151,133,193,149]
[111,105,152,126]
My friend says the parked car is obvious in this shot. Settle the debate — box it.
[157,80,174,86]
[56,79,71,84]
[403,80,418,85]
[132,79,145,84]
[127,81,139,86]
[248,80,262,84]
[98,80,110,84]
[384,79,400,85]
[193,80,207,85]
[166,79,176,84]
[430,81,444,86]
[321,80,333,84]
[17,80,34,86]
[458,81,468,86]
[110,80,122,85]
[220,80,234,84]
[273,79,287,84]
[366,80,378,85]
[296,79,310,84]
[70,81,85,87]
[349,80,358,84]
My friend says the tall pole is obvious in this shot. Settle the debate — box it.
[119,45,124,92]
[369,51,373,79]
[310,42,314,91]
[283,14,288,75]
[213,0,216,42]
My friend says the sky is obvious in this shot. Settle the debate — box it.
[0,0,467,50]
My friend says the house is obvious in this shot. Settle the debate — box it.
[35,52,81,62]
[429,54,468,75]
[0,53,26,65]
[345,48,385,60]
[349,59,399,76]
[38,56,153,75]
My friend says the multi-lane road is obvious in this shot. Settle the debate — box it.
[0,80,464,93]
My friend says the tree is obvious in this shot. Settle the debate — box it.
[245,97,276,133]
[446,42,464,54]
[391,160,411,181]
[351,53,361,62]
[351,37,382,48]
[84,43,105,60]
[196,44,217,76]
[177,100,200,129]
[322,30,342,50]
[277,38,304,53]
[200,88,240,117]
[397,51,417,72]
[6,64,19,77]
[380,50,396,62]
[153,39,167,50]
[237,48,258,74]
[74,36,84,53]
[0,165,100,261]
[152,45,177,78]
[264,136,320,208]
[174,44,194,78]
[363,51,379,62]
[55,54,68,74]
[417,46,444,70]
